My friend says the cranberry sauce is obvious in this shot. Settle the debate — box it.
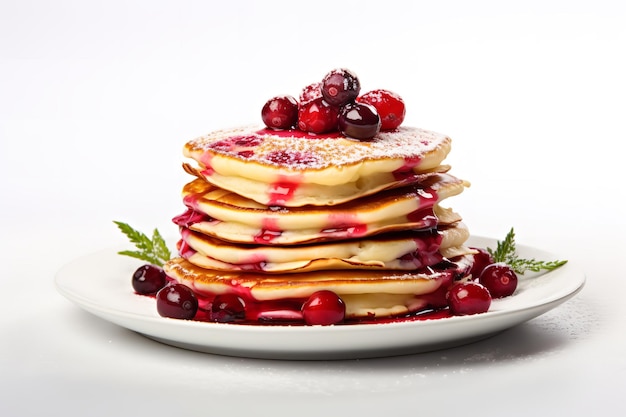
[320,223,368,238]
[172,207,212,228]
[208,135,265,152]
[267,174,301,206]
[254,217,282,244]
[265,149,321,166]
[406,185,439,227]
[407,207,438,229]
[200,135,266,176]
[393,155,422,176]
[176,239,196,259]
[398,229,444,269]
[255,128,342,139]
[353,308,453,324]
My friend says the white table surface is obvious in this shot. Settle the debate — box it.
[2,1,625,416]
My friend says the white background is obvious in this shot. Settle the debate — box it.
[1,0,625,416]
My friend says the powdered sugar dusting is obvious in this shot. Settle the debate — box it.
[186,125,450,170]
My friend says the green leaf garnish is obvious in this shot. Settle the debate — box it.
[114,221,171,267]
[487,227,567,274]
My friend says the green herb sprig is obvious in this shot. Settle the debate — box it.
[114,221,171,267]
[488,227,567,274]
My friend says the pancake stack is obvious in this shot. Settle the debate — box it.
[163,125,474,323]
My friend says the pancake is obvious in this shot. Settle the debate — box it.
[177,223,472,273]
[166,120,475,324]
[163,254,473,320]
[183,125,452,206]
[174,172,469,245]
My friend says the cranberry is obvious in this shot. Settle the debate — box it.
[297,97,340,134]
[156,283,198,320]
[357,89,405,130]
[447,282,492,316]
[338,102,381,140]
[261,95,298,130]
[211,293,246,323]
[469,247,495,279]
[321,68,361,107]
[132,264,166,295]
[479,263,518,298]
[302,290,346,325]
[300,81,322,104]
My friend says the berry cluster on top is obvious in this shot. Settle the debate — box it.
[261,68,406,140]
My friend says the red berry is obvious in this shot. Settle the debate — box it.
[299,82,322,104]
[156,283,198,320]
[479,263,518,298]
[132,264,166,295]
[297,97,340,134]
[302,290,346,325]
[447,282,491,316]
[469,247,495,279]
[338,102,381,140]
[357,89,405,130]
[211,293,246,323]
[321,68,361,107]
[262,95,298,130]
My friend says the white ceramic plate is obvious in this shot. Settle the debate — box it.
[55,236,585,360]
